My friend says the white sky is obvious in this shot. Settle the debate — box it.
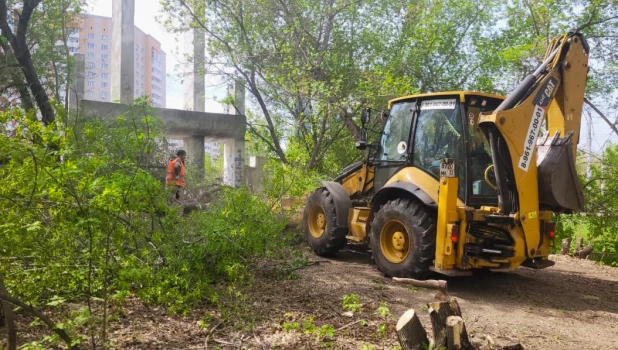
[86,0,226,112]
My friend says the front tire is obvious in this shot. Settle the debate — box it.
[303,188,347,256]
[370,198,436,278]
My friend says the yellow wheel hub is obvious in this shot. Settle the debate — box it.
[308,205,326,238]
[380,220,410,263]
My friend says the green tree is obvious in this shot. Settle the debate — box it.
[0,0,84,121]
[580,145,618,256]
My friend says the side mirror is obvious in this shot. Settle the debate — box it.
[361,108,371,126]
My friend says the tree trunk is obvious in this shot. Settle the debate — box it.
[396,309,429,350]
[0,0,55,125]
[561,237,572,255]
[342,110,361,140]
[0,276,16,350]
[428,298,463,349]
[446,316,470,350]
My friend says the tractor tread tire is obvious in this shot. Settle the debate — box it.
[370,198,436,278]
[303,188,347,256]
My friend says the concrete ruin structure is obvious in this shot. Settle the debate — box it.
[69,0,247,187]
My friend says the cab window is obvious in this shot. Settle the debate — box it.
[380,101,415,161]
[412,98,466,198]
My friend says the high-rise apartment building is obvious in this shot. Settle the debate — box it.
[77,15,166,107]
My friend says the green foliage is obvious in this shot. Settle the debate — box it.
[283,321,301,331]
[557,144,618,266]
[283,316,335,340]
[22,306,91,349]
[342,293,362,313]
[263,158,321,201]
[375,302,392,319]
[0,101,292,343]
[376,324,387,338]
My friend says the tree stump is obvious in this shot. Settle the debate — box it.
[446,316,470,350]
[396,309,429,350]
[428,298,463,349]
[561,237,572,255]
[575,237,583,253]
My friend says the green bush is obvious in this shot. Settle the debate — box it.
[0,102,293,345]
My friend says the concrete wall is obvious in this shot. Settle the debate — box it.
[79,100,246,140]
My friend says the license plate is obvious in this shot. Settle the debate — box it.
[440,161,455,178]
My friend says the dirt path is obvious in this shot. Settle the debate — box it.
[271,249,618,350]
[4,248,617,349]
[105,247,618,349]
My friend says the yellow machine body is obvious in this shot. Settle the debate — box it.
[303,33,588,276]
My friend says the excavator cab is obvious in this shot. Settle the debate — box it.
[375,93,505,208]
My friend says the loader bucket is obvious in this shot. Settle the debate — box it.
[536,131,584,213]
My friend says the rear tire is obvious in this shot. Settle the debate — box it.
[370,198,436,278]
[303,188,347,256]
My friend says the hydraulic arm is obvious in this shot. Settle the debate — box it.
[479,33,589,257]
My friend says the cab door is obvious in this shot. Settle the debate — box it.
[373,100,417,191]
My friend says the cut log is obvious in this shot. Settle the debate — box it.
[392,277,449,301]
[446,316,470,350]
[561,237,572,255]
[392,278,448,291]
[578,244,593,259]
[428,298,463,349]
[396,309,429,350]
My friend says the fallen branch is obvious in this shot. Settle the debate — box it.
[578,244,593,259]
[336,319,363,332]
[0,292,78,350]
[289,260,331,272]
[393,277,449,301]
[213,338,239,346]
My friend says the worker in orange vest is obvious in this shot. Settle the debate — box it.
[166,150,186,204]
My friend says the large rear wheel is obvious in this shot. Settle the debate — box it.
[303,188,347,256]
[370,198,436,278]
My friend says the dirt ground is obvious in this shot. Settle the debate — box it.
[108,246,618,350]
[4,246,618,349]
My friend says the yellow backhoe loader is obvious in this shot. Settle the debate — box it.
[302,32,588,277]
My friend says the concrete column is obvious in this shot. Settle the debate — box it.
[183,135,205,176]
[223,81,246,187]
[183,25,205,112]
[111,0,135,104]
[68,54,85,112]
[182,23,206,178]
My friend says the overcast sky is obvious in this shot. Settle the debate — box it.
[85,0,617,155]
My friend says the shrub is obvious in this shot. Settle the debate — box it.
[0,101,293,345]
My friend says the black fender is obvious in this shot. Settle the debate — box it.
[367,181,437,232]
[320,181,352,228]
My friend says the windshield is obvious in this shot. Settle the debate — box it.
[411,98,466,196]
[380,101,415,161]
